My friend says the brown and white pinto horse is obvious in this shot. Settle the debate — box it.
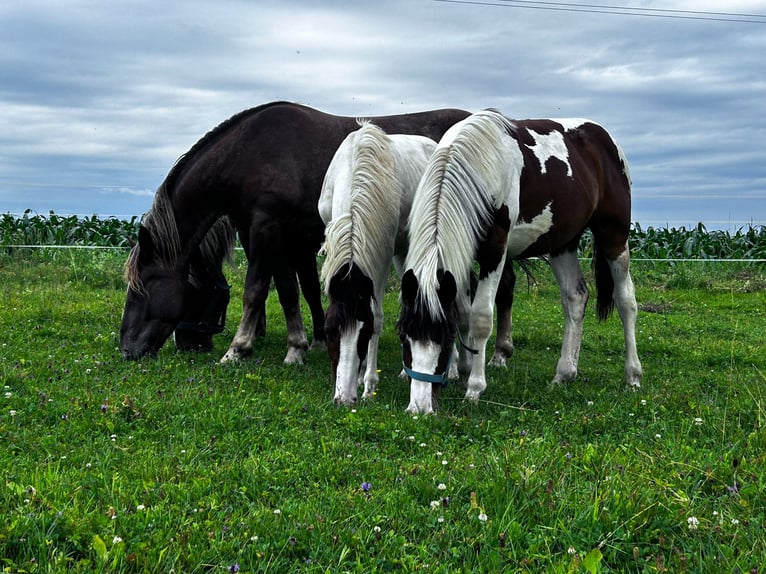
[399,110,643,414]
[120,102,469,363]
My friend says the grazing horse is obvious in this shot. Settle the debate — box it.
[120,101,469,362]
[399,110,522,414]
[399,110,643,414]
[318,121,436,405]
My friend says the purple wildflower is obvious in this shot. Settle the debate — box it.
[361,482,371,493]
[228,563,239,573]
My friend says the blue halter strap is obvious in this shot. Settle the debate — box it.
[402,330,479,388]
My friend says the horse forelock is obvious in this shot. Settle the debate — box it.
[326,263,374,334]
[321,121,400,293]
[405,110,517,320]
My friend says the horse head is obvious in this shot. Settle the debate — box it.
[398,268,458,414]
[325,263,375,405]
[120,225,187,359]
[173,268,230,352]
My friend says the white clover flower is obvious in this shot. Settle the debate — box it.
[640,399,647,406]
[687,516,699,530]
[112,536,123,544]
[437,516,445,523]
[430,500,440,510]
[136,504,146,511]
[273,509,281,515]
[478,513,488,522]
[437,483,447,491]
[373,526,381,533]
[4,392,11,399]
[655,434,662,439]
[568,546,577,556]
[694,417,703,426]
[731,518,739,525]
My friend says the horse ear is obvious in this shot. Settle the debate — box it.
[137,225,155,264]
[438,270,457,305]
[401,269,418,304]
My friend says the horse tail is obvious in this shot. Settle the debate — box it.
[593,243,615,322]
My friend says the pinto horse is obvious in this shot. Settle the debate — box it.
[120,101,469,362]
[318,121,437,405]
[399,110,643,414]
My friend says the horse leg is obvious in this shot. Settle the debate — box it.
[362,282,386,400]
[550,250,588,384]
[273,262,310,365]
[464,265,504,402]
[221,259,271,363]
[237,233,267,338]
[608,248,643,388]
[490,260,516,367]
[296,248,326,352]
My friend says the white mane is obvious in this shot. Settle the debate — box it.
[321,121,401,290]
[404,110,518,320]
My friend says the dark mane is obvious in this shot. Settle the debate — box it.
[125,103,291,290]
[163,101,293,192]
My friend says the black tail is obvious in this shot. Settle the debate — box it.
[593,246,615,322]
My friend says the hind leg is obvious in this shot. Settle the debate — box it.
[608,248,643,388]
[550,251,588,384]
[273,261,310,365]
[490,260,516,367]
[296,248,326,352]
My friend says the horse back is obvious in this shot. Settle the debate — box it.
[508,119,632,258]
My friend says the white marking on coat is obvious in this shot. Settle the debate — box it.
[507,202,554,257]
[553,118,589,132]
[525,129,572,177]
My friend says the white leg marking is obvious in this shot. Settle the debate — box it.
[406,338,441,414]
[550,252,588,384]
[362,296,384,400]
[334,321,363,405]
[608,249,643,388]
[464,264,504,402]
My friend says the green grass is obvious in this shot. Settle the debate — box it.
[1,248,765,573]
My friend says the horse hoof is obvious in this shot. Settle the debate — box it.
[464,390,482,403]
[220,349,244,363]
[488,354,507,368]
[309,340,328,353]
[283,348,306,365]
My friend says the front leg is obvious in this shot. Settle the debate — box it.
[490,260,516,367]
[296,245,327,352]
[464,264,504,402]
[273,261,309,365]
[221,259,271,363]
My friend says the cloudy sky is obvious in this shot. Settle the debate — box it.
[1,0,765,230]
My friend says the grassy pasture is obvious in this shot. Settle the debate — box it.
[1,242,765,573]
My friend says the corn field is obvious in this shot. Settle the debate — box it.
[2,210,765,259]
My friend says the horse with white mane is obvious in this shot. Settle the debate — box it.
[318,121,437,405]
[399,109,643,414]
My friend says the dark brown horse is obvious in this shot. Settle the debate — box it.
[120,101,469,362]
